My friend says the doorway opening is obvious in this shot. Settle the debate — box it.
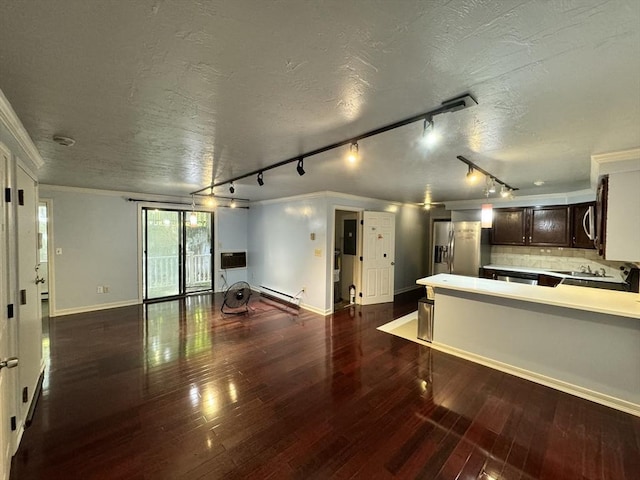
[142,208,213,301]
[37,201,51,364]
[333,209,360,311]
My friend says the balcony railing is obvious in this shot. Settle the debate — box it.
[146,254,212,294]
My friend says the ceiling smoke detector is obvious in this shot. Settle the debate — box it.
[52,135,76,147]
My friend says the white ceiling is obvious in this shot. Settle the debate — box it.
[0,0,638,204]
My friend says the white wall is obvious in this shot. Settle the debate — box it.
[40,187,139,315]
[215,207,249,291]
[248,194,329,312]
[41,186,251,314]
[248,192,430,314]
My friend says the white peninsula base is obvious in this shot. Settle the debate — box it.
[417,274,640,416]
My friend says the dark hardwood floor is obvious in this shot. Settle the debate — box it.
[11,291,640,479]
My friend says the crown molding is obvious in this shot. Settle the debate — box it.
[0,88,44,169]
[591,147,640,165]
[591,147,640,188]
[443,189,595,211]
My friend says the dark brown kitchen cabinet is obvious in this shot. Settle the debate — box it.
[491,208,527,245]
[491,206,570,247]
[595,175,608,257]
[571,202,596,249]
[528,206,571,246]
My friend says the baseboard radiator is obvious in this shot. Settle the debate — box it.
[259,286,301,310]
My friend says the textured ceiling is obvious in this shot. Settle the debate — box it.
[0,0,639,204]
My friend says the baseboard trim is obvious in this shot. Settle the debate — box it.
[430,341,640,417]
[378,313,640,417]
[395,285,424,295]
[300,303,331,316]
[25,371,44,428]
[51,299,141,317]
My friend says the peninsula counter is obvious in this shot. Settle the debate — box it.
[416,274,640,415]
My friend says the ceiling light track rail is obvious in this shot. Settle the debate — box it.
[191,94,477,196]
[456,155,518,191]
[127,196,250,208]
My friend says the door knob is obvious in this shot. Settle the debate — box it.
[0,357,18,370]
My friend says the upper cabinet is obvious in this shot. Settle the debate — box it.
[528,206,571,246]
[491,206,570,247]
[491,208,526,245]
[591,148,640,262]
[601,171,640,261]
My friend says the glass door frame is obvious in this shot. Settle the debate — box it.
[142,207,214,302]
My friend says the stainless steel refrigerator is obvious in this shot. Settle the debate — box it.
[431,221,490,277]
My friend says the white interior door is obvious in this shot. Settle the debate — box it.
[16,166,42,427]
[0,147,13,480]
[360,211,395,305]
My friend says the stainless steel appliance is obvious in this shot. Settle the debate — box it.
[432,220,490,277]
[417,297,434,342]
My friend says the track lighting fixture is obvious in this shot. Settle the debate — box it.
[488,177,496,194]
[466,165,480,184]
[257,172,264,186]
[204,187,217,208]
[296,158,305,176]
[457,155,517,198]
[422,117,438,146]
[347,142,359,163]
[229,182,235,194]
[189,195,198,226]
[191,94,478,198]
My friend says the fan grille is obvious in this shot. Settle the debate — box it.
[222,281,252,313]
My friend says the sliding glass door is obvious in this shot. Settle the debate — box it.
[143,208,213,301]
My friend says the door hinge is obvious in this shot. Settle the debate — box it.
[359,292,363,298]
[4,188,10,203]
[359,256,363,261]
[22,387,28,403]
[360,219,363,225]
[10,416,16,431]
[20,289,27,305]
[18,189,24,206]
[7,304,14,319]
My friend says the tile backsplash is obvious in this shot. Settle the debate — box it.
[490,246,629,281]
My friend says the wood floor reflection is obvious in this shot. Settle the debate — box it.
[11,291,640,479]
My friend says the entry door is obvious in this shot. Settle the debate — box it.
[361,211,395,305]
[16,166,42,425]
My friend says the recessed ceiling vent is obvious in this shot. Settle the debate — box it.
[52,135,76,147]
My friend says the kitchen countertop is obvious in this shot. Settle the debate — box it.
[417,273,640,319]
[483,264,626,284]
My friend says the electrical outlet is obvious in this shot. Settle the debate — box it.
[96,286,103,294]
[103,285,110,294]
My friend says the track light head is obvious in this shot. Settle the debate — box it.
[422,117,438,146]
[229,182,235,194]
[296,158,305,176]
[488,177,496,194]
[257,172,264,186]
[347,142,359,163]
[466,165,479,184]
